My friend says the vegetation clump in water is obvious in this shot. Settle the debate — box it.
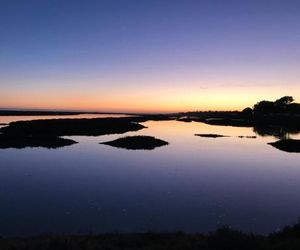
[101,135,168,150]
[268,139,300,153]
[195,134,229,138]
[0,118,146,149]
[0,134,77,149]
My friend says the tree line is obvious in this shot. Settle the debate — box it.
[243,96,300,116]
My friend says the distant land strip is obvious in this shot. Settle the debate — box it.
[0,110,130,116]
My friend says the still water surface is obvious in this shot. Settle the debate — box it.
[0,115,300,236]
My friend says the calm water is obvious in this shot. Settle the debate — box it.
[0,115,300,236]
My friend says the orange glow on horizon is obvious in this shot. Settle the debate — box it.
[1,84,299,113]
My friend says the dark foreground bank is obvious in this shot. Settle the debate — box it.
[0,116,172,149]
[1,221,300,250]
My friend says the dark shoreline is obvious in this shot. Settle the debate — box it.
[1,221,300,250]
[0,116,173,149]
[0,117,148,149]
[1,114,300,152]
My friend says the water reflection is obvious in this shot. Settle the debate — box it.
[0,118,299,236]
[253,125,300,140]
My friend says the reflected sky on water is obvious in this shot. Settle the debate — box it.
[0,116,299,236]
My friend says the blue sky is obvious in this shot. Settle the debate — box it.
[1,0,299,112]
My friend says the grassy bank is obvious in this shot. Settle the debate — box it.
[1,222,300,250]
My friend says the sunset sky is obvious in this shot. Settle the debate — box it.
[1,0,299,113]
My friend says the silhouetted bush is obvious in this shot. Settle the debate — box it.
[2,221,300,249]
[241,107,253,118]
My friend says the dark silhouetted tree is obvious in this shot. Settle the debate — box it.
[241,107,253,119]
[275,96,294,106]
[253,101,276,115]
[286,103,300,114]
[253,96,297,115]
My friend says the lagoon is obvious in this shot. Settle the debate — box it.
[0,115,300,236]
